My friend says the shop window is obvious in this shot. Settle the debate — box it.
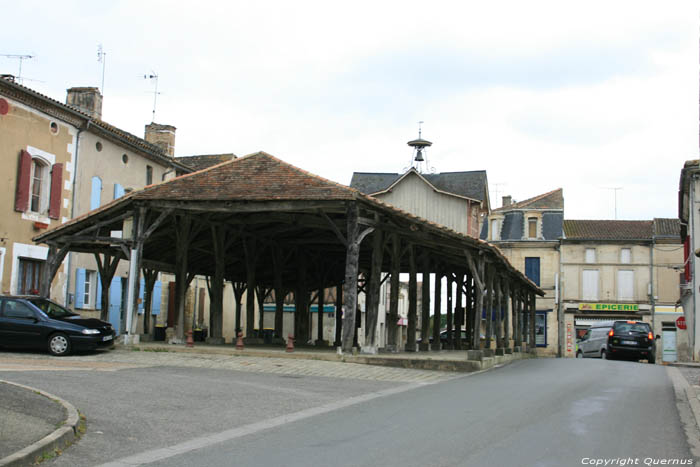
[535,312,547,347]
[17,258,44,295]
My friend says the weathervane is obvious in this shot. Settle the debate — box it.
[405,121,435,174]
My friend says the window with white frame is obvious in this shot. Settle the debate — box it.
[527,217,538,238]
[620,248,631,264]
[585,248,596,264]
[84,270,96,307]
[617,270,634,301]
[582,269,599,300]
[491,219,500,241]
[30,158,50,214]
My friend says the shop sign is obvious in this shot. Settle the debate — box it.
[578,303,639,312]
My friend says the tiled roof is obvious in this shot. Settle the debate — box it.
[653,218,680,238]
[176,153,237,172]
[0,76,190,172]
[563,220,653,240]
[350,170,488,202]
[495,188,563,211]
[136,151,358,201]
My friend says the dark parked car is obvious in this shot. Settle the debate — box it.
[0,296,115,356]
[576,320,656,363]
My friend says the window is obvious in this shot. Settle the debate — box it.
[535,312,547,346]
[528,217,538,238]
[525,257,541,286]
[3,300,36,319]
[617,270,634,301]
[491,219,500,241]
[84,271,95,308]
[620,248,631,264]
[17,258,44,295]
[146,165,153,185]
[582,270,599,300]
[585,248,596,263]
[30,158,49,213]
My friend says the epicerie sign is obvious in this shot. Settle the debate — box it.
[578,303,639,312]
[581,458,694,466]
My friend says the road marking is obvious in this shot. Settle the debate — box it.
[97,380,437,467]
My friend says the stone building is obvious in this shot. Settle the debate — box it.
[1,76,190,337]
[480,188,564,356]
[559,219,683,361]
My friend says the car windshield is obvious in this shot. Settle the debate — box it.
[28,298,78,318]
[614,322,650,333]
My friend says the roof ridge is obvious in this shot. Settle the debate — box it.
[495,187,562,211]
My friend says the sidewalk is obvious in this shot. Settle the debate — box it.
[0,380,81,467]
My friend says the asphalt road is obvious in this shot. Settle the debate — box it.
[1,352,692,467]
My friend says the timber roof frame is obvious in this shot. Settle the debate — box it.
[34,152,542,295]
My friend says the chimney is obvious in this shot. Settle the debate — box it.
[145,123,176,156]
[66,87,102,120]
[502,195,512,207]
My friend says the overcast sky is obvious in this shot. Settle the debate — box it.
[3,0,698,220]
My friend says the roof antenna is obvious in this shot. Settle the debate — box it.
[144,72,159,122]
[97,45,106,95]
[405,121,435,174]
[0,54,35,84]
[601,187,623,219]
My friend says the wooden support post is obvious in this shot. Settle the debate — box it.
[419,253,431,351]
[316,284,325,346]
[271,247,286,340]
[255,285,271,338]
[243,236,257,339]
[334,284,343,347]
[341,202,360,353]
[432,266,442,351]
[446,273,453,350]
[515,288,523,348]
[295,253,309,345]
[142,268,158,336]
[208,225,225,341]
[232,282,246,337]
[504,280,512,349]
[125,207,146,340]
[495,276,503,349]
[406,244,417,352]
[40,243,71,298]
[386,234,400,351]
[484,265,494,349]
[465,273,473,349]
[174,215,192,341]
[94,252,120,322]
[454,273,464,350]
[364,228,384,352]
[530,292,537,349]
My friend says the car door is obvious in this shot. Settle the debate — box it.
[578,329,592,356]
[0,299,44,348]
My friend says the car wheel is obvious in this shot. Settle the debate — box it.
[576,350,583,358]
[601,350,607,360]
[48,333,71,356]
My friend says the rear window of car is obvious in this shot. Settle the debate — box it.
[613,322,650,333]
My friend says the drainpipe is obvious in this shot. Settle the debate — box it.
[650,234,656,361]
[692,175,698,361]
[64,123,86,307]
[558,242,564,358]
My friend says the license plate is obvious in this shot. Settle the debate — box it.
[103,335,113,342]
[621,340,636,345]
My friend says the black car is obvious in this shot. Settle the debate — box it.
[0,295,115,356]
[607,320,656,363]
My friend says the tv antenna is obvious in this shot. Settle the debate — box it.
[97,45,106,94]
[143,72,159,122]
[602,187,623,219]
[0,54,35,83]
[491,183,506,205]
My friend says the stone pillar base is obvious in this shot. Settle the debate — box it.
[505,348,513,354]
[467,350,483,361]
[404,343,417,352]
[431,342,442,351]
[513,346,521,353]
[139,334,154,342]
[361,345,378,355]
[206,337,225,345]
[482,348,495,357]
[384,344,398,353]
[418,343,430,351]
[495,348,506,356]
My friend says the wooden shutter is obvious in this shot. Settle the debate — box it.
[114,183,125,200]
[49,163,63,219]
[14,150,31,212]
[75,268,86,309]
[90,177,102,210]
[95,273,102,310]
[109,277,123,334]
[152,281,162,315]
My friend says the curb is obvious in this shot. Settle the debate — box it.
[0,380,81,467]
[666,367,700,461]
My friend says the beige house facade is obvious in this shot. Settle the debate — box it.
[481,189,564,356]
[560,219,684,361]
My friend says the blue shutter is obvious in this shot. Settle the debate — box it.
[152,281,162,315]
[138,279,145,314]
[75,269,86,309]
[114,183,125,200]
[525,257,541,287]
[108,277,122,335]
[95,274,102,310]
[90,177,102,210]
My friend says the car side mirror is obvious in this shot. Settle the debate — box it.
[655,335,661,341]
